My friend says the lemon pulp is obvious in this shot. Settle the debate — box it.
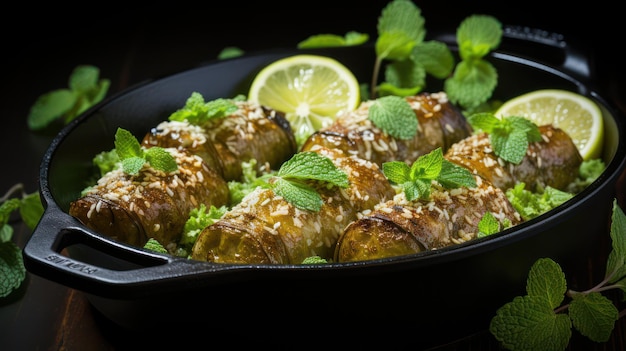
[248,54,361,146]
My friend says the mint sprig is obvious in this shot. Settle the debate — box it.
[444,15,502,112]
[0,184,44,298]
[114,128,178,175]
[382,147,476,201]
[271,152,349,212]
[368,95,418,139]
[168,92,241,125]
[467,113,542,164]
[297,0,495,108]
[27,65,110,130]
[491,199,626,350]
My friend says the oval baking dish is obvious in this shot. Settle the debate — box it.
[22,27,626,347]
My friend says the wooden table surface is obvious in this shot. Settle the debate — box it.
[1,2,625,350]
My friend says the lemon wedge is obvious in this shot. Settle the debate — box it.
[248,54,360,146]
[495,89,604,160]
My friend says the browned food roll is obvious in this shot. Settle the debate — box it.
[444,124,583,191]
[203,100,297,181]
[69,148,230,253]
[300,92,472,166]
[142,120,225,179]
[335,175,522,262]
[191,145,396,264]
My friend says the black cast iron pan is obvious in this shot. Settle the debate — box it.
[22,26,626,347]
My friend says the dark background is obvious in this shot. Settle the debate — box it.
[4,1,624,117]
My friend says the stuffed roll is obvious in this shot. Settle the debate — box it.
[191,145,396,264]
[300,92,472,166]
[335,175,522,262]
[444,124,582,191]
[69,148,229,253]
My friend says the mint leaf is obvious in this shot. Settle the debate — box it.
[411,40,455,79]
[69,65,100,92]
[114,128,177,175]
[27,89,77,130]
[381,161,410,185]
[144,147,178,173]
[491,128,529,165]
[437,159,476,189]
[298,31,369,49]
[490,295,572,351]
[19,192,44,230]
[375,0,425,60]
[378,59,426,97]
[168,93,237,124]
[217,47,244,59]
[114,128,143,160]
[27,65,110,130]
[0,240,26,298]
[270,152,349,211]
[477,211,499,237]
[444,59,498,111]
[410,146,444,180]
[526,258,567,309]
[0,198,21,224]
[467,113,541,164]
[368,95,417,139]
[457,15,502,60]
[606,199,626,283]
[273,178,323,212]
[121,157,146,175]
[382,148,475,201]
[569,292,619,342]
[277,152,349,188]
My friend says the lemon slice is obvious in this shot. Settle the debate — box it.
[495,89,604,160]
[248,54,360,146]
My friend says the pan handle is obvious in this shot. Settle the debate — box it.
[22,202,246,299]
[501,25,592,81]
[431,24,594,83]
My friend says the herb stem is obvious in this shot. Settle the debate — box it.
[371,57,383,99]
[0,183,25,202]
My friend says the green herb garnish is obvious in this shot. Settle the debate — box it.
[467,113,542,164]
[506,183,574,221]
[168,92,240,124]
[27,65,110,130]
[491,200,626,349]
[294,1,503,110]
[177,204,228,256]
[143,238,168,254]
[271,152,349,212]
[114,128,178,175]
[0,184,44,298]
[368,95,418,139]
[217,46,245,59]
[301,255,328,264]
[298,31,369,48]
[444,15,502,112]
[228,159,274,206]
[477,211,501,238]
[382,147,476,201]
